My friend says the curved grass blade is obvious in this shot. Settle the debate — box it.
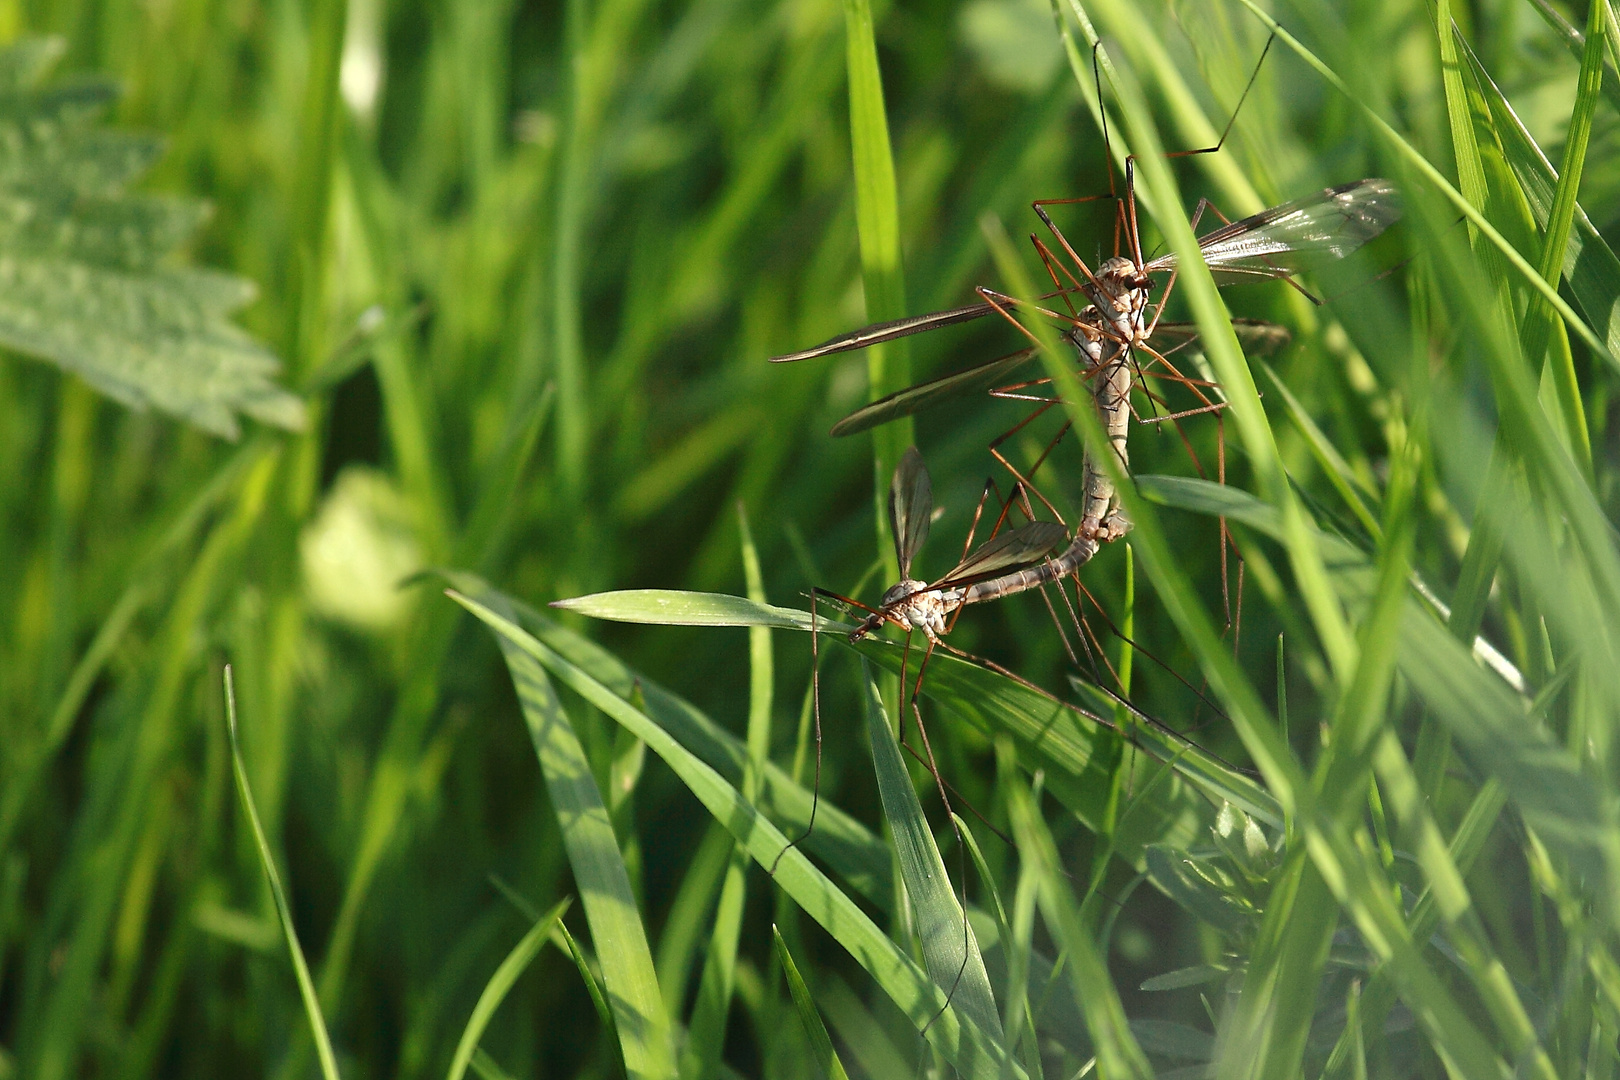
[557,920,623,1072]
[551,590,827,631]
[446,898,572,1080]
[476,592,678,1080]
[1142,475,1620,926]
[865,637,1280,832]
[841,0,912,579]
[497,584,894,906]
[224,667,341,1080]
[449,587,1020,1080]
[773,927,852,1080]
[860,661,1003,1045]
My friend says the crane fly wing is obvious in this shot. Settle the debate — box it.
[1150,319,1292,358]
[889,447,932,579]
[770,303,995,363]
[1144,178,1401,284]
[937,520,1067,587]
[769,287,1087,363]
[829,347,1041,437]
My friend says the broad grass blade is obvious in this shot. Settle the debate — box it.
[860,661,1004,1045]
[552,589,822,630]
[476,592,679,1080]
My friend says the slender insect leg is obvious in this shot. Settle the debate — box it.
[987,408,1072,525]
[1161,33,1276,161]
[1031,236,1083,319]
[897,629,915,749]
[772,587,830,874]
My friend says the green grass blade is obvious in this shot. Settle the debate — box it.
[1142,474,1620,924]
[1503,0,1602,478]
[507,591,895,907]
[446,898,572,1080]
[1254,359,1381,540]
[557,920,624,1069]
[1233,0,1615,369]
[773,926,852,1080]
[1077,0,1263,216]
[738,505,773,800]
[447,586,1020,1080]
[863,638,1280,833]
[676,508,771,1078]
[224,667,341,1080]
[1000,744,1153,1080]
[655,823,735,1015]
[840,0,913,577]
[475,592,678,1080]
[552,589,825,630]
[860,660,1004,1046]
[1461,30,1620,363]
[680,847,747,1080]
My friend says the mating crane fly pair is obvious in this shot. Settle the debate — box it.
[775,174,1402,647]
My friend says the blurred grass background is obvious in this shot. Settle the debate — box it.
[2,0,1619,1076]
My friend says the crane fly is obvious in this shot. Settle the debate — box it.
[775,445,1067,884]
[772,176,1401,542]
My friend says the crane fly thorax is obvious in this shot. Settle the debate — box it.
[1085,256,1151,348]
[879,579,963,641]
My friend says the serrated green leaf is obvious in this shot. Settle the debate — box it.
[0,38,301,438]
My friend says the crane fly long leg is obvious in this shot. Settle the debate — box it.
[772,585,839,875]
[1163,34,1275,161]
[1134,398,1232,426]
[1031,235,1083,320]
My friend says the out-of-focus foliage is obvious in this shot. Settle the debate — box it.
[3,0,1620,1078]
[0,37,302,437]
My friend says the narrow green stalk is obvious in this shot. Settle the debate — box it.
[840,0,912,582]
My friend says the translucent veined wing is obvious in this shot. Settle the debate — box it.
[1143,178,1400,284]
[889,446,932,579]
[936,520,1067,587]
[768,288,1086,363]
[830,347,1040,437]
